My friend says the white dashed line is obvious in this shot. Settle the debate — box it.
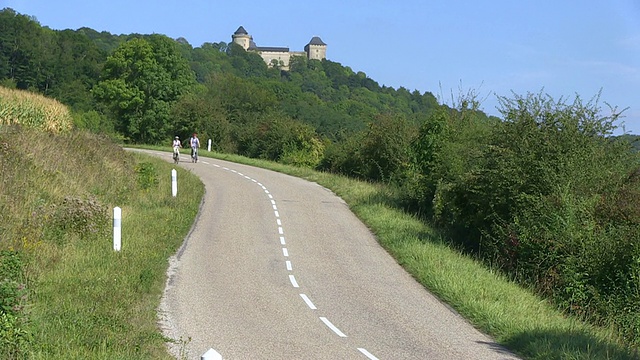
[357,348,379,360]
[300,294,317,310]
[320,317,347,337]
[198,160,378,357]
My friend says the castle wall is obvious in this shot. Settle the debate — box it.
[259,50,291,69]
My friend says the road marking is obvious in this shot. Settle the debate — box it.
[358,348,379,360]
[202,161,210,164]
[203,161,373,352]
[320,317,347,337]
[300,294,317,309]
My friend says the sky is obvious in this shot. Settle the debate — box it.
[3,0,640,134]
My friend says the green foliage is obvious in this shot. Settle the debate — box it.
[134,162,159,190]
[405,90,640,345]
[337,113,416,182]
[92,35,196,143]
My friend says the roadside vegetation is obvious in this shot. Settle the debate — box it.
[0,90,203,358]
[2,6,640,359]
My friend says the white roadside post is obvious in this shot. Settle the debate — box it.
[113,207,121,251]
[201,348,222,360]
[208,138,212,152]
[171,169,178,197]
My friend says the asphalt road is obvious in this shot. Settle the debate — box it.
[143,150,520,360]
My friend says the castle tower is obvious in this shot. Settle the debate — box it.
[232,26,252,50]
[304,36,327,60]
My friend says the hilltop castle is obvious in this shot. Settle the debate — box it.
[231,26,326,70]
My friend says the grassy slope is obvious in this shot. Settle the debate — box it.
[0,128,203,359]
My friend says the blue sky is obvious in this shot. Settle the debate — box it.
[3,0,640,134]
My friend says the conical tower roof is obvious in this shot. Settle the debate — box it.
[307,36,326,46]
[234,26,248,35]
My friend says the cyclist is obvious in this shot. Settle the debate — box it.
[172,136,182,163]
[189,133,200,163]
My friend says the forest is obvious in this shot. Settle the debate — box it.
[1,7,640,348]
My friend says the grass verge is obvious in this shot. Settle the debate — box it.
[0,128,203,359]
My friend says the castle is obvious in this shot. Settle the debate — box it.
[231,26,327,70]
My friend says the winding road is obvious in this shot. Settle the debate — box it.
[143,150,520,360]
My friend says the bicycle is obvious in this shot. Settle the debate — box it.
[191,147,198,163]
[173,146,180,164]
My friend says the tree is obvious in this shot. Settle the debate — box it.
[92,35,195,143]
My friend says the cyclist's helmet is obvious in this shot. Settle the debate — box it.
[175,136,179,139]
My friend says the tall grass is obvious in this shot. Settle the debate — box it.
[0,86,73,133]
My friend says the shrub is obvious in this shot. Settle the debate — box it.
[52,196,109,239]
[135,162,159,190]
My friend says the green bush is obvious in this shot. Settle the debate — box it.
[135,162,159,190]
[404,91,640,345]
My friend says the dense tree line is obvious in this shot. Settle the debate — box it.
[2,7,640,347]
